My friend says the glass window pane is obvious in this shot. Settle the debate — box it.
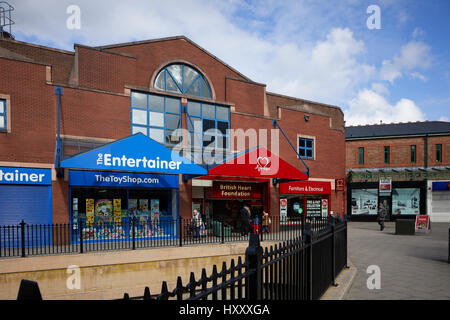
[149,94,164,112]
[165,128,181,145]
[201,77,212,98]
[154,71,165,91]
[299,139,305,148]
[187,101,201,117]
[392,188,420,215]
[202,104,215,118]
[183,66,199,91]
[150,112,164,127]
[166,114,180,129]
[203,134,215,148]
[306,140,312,148]
[167,65,183,88]
[186,78,201,97]
[132,109,148,125]
[149,128,164,143]
[0,101,4,113]
[131,92,147,109]
[216,106,229,121]
[189,132,202,147]
[299,149,306,157]
[217,121,229,135]
[165,97,180,114]
[217,135,228,149]
[166,74,181,94]
[132,126,147,135]
[306,150,313,158]
[187,116,201,131]
[203,119,216,133]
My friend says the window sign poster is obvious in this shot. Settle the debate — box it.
[86,198,95,224]
[379,178,392,194]
[280,198,288,220]
[95,199,113,224]
[138,199,149,223]
[72,198,78,229]
[351,189,378,215]
[113,199,122,224]
[128,199,138,217]
[321,199,329,218]
[306,199,322,217]
[392,188,420,215]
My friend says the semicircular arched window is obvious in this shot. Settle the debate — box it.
[154,63,212,99]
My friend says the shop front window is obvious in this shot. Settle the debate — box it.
[392,188,420,215]
[154,63,212,99]
[71,187,176,239]
[351,189,378,215]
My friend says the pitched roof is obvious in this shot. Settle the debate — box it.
[345,121,450,139]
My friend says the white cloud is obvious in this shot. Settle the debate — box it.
[409,72,427,82]
[370,82,390,95]
[380,41,432,83]
[345,89,426,125]
[439,116,449,122]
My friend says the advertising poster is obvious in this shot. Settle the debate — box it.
[86,198,95,224]
[72,198,78,229]
[379,178,392,194]
[415,215,429,230]
[280,198,287,220]
[392,188,420,215]
[128,199,138,217]
[351,189,378,215]
[139,199,149,224]
[306,199,322,217]
[95,199,113,224]
[321,199,329,217]
[113,199,122,224]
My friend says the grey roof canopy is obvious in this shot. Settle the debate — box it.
[346,121,450,139]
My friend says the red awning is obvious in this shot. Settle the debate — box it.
[205,147,309,180]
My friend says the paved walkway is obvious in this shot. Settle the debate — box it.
[344,221,450,300]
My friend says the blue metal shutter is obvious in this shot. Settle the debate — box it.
[0,185,51,226]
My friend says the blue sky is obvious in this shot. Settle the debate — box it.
[5,0,450,125]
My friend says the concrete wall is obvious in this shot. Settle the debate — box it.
[0,242,276,300]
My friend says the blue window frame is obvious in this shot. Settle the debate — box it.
[154,63,212,99]
[0,99,6,131]
[298,137,314,159]
[186,100,230,152]
[131,91,182,145]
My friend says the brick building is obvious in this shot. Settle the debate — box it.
[0,36,346,234]
[346,121,450,222]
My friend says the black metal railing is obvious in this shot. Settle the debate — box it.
[1,215,331,258]
[117,216,347,301]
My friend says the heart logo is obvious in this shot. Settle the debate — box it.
[257,156,270,168]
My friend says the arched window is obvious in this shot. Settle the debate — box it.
[154,63,212,99]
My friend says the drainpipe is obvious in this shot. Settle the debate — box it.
[424,133,429,215]
[55,86,63,176]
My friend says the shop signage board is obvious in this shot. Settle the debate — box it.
[61,133,208,176]
[379,178,392,194]
[415,215,430,231]
[211,181,261,199]
[0,167,52,185]
[279,180,331,195]
[69,170,179,189]
[335,178,344,191]
[432,181,450,191]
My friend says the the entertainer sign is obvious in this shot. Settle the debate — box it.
[0,167,51,185]
[60,133,207,176]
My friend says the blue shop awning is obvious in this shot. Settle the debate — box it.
[60,133,208,176]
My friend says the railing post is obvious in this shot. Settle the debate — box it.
[245,233,263,300]
[330,215,337,286]
[20,220,26,258]
[179,217,183,247]
[304,222,312,300]
[132,216,136,250]
[79,220,84,254]
[447,228,449,263]
[221,218,225,244]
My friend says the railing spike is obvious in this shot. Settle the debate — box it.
[143,286,151,300]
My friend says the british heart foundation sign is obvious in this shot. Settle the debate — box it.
[212,181,262,199]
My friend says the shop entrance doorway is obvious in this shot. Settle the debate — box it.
[379,196,392,221]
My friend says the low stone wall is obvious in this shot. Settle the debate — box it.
[0,241,278,300]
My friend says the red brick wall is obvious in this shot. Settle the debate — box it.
[346,135,450,169]
[0,57,56,164]
[225,78,266,115]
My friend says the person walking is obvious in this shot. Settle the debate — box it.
[262,210,270,234]
[377,203,386,231]
[240,204,251,236]
[192,209,203,239]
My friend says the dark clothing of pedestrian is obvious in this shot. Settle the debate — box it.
[377,205,386,231]
[240,206,251,236]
